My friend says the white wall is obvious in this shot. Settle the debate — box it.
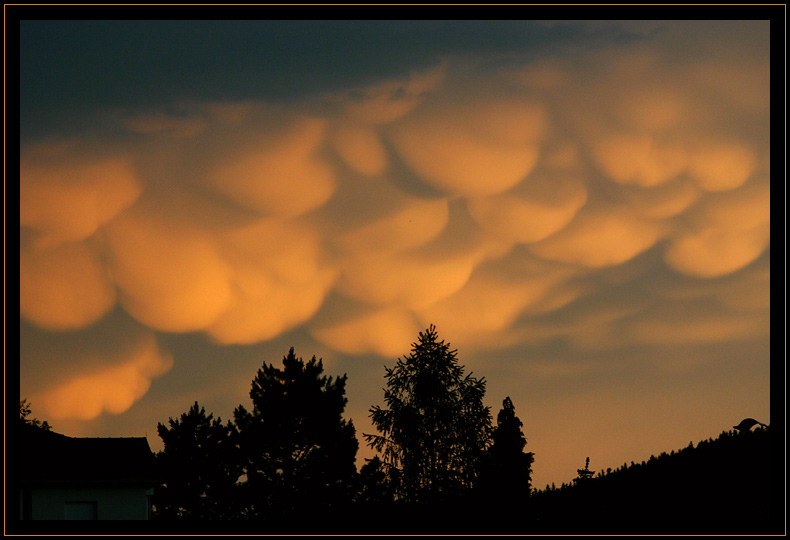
[28,486,151,520]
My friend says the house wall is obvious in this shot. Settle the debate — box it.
[27,486,152,520]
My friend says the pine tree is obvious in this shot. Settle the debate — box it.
[234,347,358,518]
[154,402,242,519]
[365,325,492,506]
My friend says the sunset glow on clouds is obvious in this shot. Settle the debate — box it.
[32,334,173,421]
[18,19,773,490]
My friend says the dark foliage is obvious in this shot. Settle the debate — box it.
[147,335,779,532]
[529,426,776,524]
[354,456,399,518]
[364,325,493,506]
[233,347,359,519]
[19,399,51,430]
[574,456,595,485]
[154,402,242,519]
[477,396,534,515]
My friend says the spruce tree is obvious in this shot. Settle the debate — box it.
[365,325,492,506]
[479,396,534,513]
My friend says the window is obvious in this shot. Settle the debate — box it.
[64,501,98,520]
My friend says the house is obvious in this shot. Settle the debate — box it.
[19,422,159,520]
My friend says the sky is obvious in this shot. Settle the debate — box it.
[17,18,775,492]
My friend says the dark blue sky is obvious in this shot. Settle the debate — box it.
[19,19,651,139]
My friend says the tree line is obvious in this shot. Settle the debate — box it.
[19,324,776,528]
[152,324,535,520]
[528,426,775,530]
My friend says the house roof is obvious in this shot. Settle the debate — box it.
[19,423,160,488]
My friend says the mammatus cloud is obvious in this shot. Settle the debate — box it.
[467,172,588,244]
[329,120,389,176]
[208,115,337,218]
[592,134,688,188]
[417,260,578,349]
[103,200,235,333]
[20,240,117,330]
[20,141,142,247]
[19,25,770,423]
[664,180,770,278]
[207,217,338,344]
[688,141,757,192]
[32,334,173,420]
[385,95,546,197]
[528,206,665,268]
[618,178,701,220]
[310,305,422,358]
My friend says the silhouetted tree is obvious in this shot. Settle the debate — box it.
[19,399,51,430]
[154,402,242,519]
[478,396,534,514]
[355,456,398,514]
[530,427,775,525]
[365,325,492,506]
[574,456,595,484]
[234,347,358,519]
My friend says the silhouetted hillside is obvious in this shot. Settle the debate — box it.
[529,426,776,525]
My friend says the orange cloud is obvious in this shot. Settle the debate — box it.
[20,144,141,246]
[20,240,116,330]
[416,260,575,347]
[665,227,769,279]
[16,27,771,373]
[385,94,546,196]
[208,116,336,217]
[338,250,480,311]
[652,260,770,314]
[664,181,770,277]
[688,142,756,191]
[333,198,449,257]
[529,207,664,268]
[310,306,420,357]
[329,120,389,176]
[206,218,338,344]
[344,200,515,308]
[104,202,234,333]
[208,280,333,345]
[593,134,688,187]
[33,334,173,420]
[467,173,587,244]
[621,178,702,219]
